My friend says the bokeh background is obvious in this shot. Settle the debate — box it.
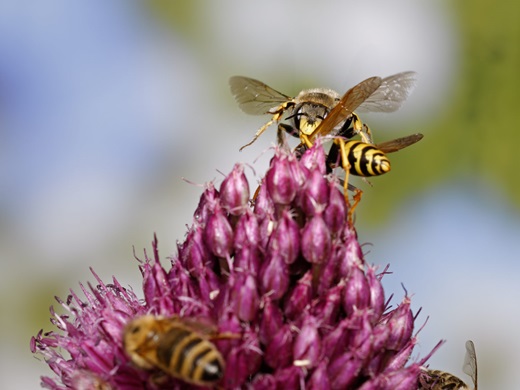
[1,1,517,388]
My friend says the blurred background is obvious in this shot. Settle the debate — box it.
[1,0,517,388]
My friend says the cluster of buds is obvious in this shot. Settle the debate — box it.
[31,141,438,389]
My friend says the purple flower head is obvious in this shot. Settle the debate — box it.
[31,143,439,389]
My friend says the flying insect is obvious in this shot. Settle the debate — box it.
[229,71,418,150]
[419,340,478,390]
[123,315,229,387]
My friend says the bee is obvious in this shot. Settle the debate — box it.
[123,315,227,387]
[419,340,478,390]
[230,73,423,208]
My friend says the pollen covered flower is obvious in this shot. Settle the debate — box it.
[31,142,438,389]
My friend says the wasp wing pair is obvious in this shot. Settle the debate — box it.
[229,72,423,176]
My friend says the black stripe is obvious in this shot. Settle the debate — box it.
[174,336,203,374]
[156,328,191,369]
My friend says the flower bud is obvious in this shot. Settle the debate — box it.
[311,284,342,327]
[220,163,250,215]
[293,317,321,368]
[324,181,347,234]
[301,214,331,264]
[253,181,274,220]
[204,205,234,258]
[265,151,299,205]
[300,139,327,174]
[264,324,294,369]
[234,210,260,250]
[260,253,289,300]
[267,209,301,264]
[193,183,219,223]
[367,265,385,324]
[299,167,329,215]
[342,266,370,315]
[385,295,414,351]
[329,352,363,389]
[259,297,284,345]
[230,273,259,322]
[284,271,312,321]
[307,360,331,390]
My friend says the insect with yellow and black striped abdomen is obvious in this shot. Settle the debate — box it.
[123,315,234,387]
[324,132,424,178]
[418,340,478,390]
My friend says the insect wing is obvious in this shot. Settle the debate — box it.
[229,76,292,115]
[463,340,478,390]
[356,71,417,113]
[312,76,382,138]
[375,133,423,154]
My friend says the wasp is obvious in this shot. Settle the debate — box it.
[230,72,423,207]
[123,315,232,387]
[419,340,478,390]
[229,71,418,150]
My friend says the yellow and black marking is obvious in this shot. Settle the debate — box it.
[123,315,226,386]
[156,327,224,385]
[419,369,470,390]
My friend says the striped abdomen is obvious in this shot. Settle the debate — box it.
[344,140,391,177]
[156,326,224,386]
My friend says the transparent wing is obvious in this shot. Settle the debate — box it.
[229,76,292,115]
[356,71,417,113]
[463,340,478,390]
[312,76,382,138]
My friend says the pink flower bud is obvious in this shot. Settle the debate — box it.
[385,295,414,351]
[230,273,259,322]
[329,352,363,389]
[264,324,294,369]
[260,253,289,300]
[265,151,299,205]
[204,205,234,258]
[267,209,301,264]
[234,210,260,249]
[299,167,329,215]
[324,181,347,234]
[342,266,370,315]
[301,214,331,264]
[220,163,250,215]
[293,317,321,368]
[259,297,284,345]
[284,271,312,321]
